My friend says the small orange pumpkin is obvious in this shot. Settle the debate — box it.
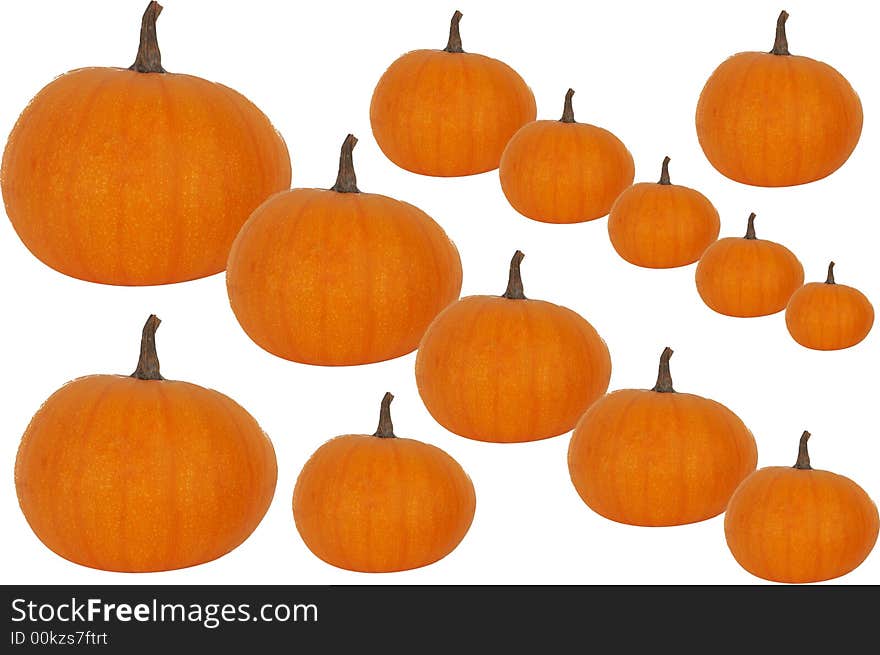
[608,157,720,268]
[499,89,634,223]
[416,251,611,443]
[15,316,277,572]
[293,393,476,573]
[696,11,862,187]
[227,135,462,366]
[725,431,879,583]
[785,262,874,351]
[568,347,757,527]
[1,3,291,285]
[370,11,536,177]
[696,213,804,317]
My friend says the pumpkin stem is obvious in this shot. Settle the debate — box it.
[744,213,758,240]
[770,10,791,56]
[444,10,465,53]
[129,2,166,74]
[651,347,675,393]
[502,250,527,300]
[794,430,812,470]
[373,392,396,438]
[658,156,672,185]
[560,89,576,123]
[131,315,164,381]
[330,134,360,194]
[825,261,836,284]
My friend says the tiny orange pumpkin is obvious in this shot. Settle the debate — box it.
[608,156,720,268]
[499,89,635,224]
[293,393,476,573]
[725,431,879,583]
[568,347,757,527]
[695,213,804,317]
[15,316,277,572]
[785,262,874,350]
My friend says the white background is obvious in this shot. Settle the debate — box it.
[1,0,877,585]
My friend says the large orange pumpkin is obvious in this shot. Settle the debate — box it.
[416,251,611,443]
[696,11,862,187]
[227,134,462,366]
[725,431,879,583]
[785,262,874,351]
[1,2,291,285]
[696,213,804,317]
[15,316,277,572]
[499,89,634,223]
[568,347,757,527]
[608,157,720,268]
[370,10,536,176]
[293,393,476,573]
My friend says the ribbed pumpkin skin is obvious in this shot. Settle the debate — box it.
[696,52,862,187]
[15,375,277,572]
[227,190,462,366]
[696,237,804,317]
[416,296,611,443]
[370,50,536,176]
[293,435,476,573]
[785,282,874,350]
[725,467,879,583]
[1,68,291,285]
[568,390,757,526]
[499,120,634,223]
[608,182,720,268]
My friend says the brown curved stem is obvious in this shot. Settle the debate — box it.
[651,347,675,393]
[330,134,360,193]
[502,251,527,300]
[129,2,166,73]
[560,89,576,123]
[825,261,836,284]
[444,10,464,53]
[658,156,671,185]
[132,315,164,380]
[744,213,757,240]
[373,393,396,438]
[770,10,790,56]
[794,430,812,469]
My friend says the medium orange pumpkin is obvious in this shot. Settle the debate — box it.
[568,347,757,527]
[695,213,804,317]
[293,393,476,573]
[370,10,536,177]
[416,251,611,443]
[14,315,277,572]
[499,89,634,223]
[696,11,862,187]
[725,431,879,583]
[608,157,720,268]
[785,262,874,351]
[227,134,462,366]
[1,2,291,285]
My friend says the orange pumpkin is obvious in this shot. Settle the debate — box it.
[696,11,862,187]
[785,262,874,350]
[696,213,804,317]
[608,157,720,268]
[227,134,462,366]
[568,347,757,526]
[725,431,879,583]
[499,89,634,223]
[370,10,536,177]
[416,251,611,443]
[293,393,476,573]
[14,315,277,572]
[1,2,291,285]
